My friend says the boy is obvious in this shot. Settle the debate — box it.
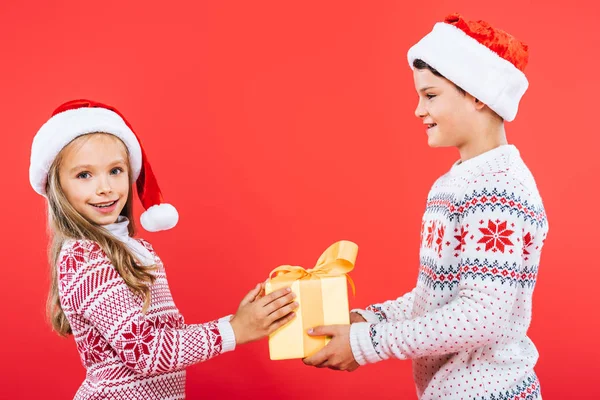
[303,13,548,400]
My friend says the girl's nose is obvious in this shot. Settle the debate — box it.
[96,177,113,195]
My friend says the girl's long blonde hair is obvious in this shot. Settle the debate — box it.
[46,133,156,336]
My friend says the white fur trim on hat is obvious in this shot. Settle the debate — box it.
[29,107,143,195]
[407,22,529,122]
[140,203,179,232]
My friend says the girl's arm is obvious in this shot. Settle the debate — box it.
[58,241,294,375]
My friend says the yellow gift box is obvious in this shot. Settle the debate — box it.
[265,241,357,360]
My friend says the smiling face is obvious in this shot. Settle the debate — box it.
[58,133,131,226]
[413,67,481,148]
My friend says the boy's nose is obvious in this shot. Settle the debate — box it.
[414,99,427,118]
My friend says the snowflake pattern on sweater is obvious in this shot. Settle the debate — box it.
[58,237,236,400]
[350,145,548,400]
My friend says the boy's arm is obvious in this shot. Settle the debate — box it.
[350,178,542,364]
[351,289,416,323]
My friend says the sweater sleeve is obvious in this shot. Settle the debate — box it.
[351,289,416,323]
[350,178,528,365]
[58,240,235,375]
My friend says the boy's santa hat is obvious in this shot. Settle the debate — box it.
[407,13,529,121]
[30,99,179,232]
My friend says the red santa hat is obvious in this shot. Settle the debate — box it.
[29,99,179,232]
[407,13,529,122]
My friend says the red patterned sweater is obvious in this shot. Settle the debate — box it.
[351,145,548,400]
[57,218,236,399]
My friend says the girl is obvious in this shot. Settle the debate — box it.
[303,13,549,400]
[29,99,297,399]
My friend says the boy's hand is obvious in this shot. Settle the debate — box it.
[302,325,359,372]
[350,312,366,323]
[230,283,297,345]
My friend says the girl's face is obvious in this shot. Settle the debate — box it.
[58,133,130,226]
[413,68,479,148]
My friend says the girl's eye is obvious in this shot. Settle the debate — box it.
[77,172,91,179]
[111,167,124,175]
[426,94,436,100]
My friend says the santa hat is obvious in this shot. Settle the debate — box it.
[407,13,529,122]
[29,99,179,232]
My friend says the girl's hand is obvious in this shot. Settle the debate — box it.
[230,283,298,345]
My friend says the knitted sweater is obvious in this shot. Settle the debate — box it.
[350,145,548,400]
[57,218,236,399]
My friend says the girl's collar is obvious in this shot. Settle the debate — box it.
[103,216,130,240]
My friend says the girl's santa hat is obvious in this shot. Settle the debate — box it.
[408,13,529,122]
[30,99,179,232]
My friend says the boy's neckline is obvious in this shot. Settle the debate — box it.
[451,144,517,175]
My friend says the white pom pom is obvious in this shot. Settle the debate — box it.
[140,203,179,232]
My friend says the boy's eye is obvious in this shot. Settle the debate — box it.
[77,172,91,179]
[110,167,124,175]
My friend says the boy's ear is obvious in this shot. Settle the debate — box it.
[472,96,486,110]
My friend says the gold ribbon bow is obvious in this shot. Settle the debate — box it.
[268,240,357,295]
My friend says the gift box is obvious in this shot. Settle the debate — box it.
[264,240,357,360]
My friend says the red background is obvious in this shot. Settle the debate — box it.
[1,1,598,398]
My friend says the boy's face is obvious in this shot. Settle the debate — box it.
[59,133,130,226]
[413,68,479,148]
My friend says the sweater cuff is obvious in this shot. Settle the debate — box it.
[349,322,383,365]
[351,308,382,324]
[217,315,236,353]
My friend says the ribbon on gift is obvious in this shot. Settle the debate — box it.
[266,240,358,359]
[268,240,357,295]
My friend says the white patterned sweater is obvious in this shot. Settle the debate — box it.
[350,145,548,400]
[57,217,236,399]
